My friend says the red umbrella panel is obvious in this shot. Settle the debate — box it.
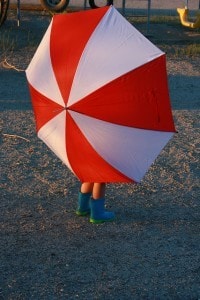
[26,6,176,183]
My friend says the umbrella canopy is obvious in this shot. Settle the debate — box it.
[26,5,175,183]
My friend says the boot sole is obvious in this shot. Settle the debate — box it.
[76,210,90,216]
[90,217,115,224]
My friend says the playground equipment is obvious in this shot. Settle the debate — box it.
[0,0,10,26]
[40,0,69,12]
[0,0,150,29]
[39,0,113,12]
[177,0,200,29]
[0,0,113,26]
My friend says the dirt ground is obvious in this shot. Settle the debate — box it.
[0,7,200,300]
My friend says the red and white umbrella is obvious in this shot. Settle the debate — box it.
[26,6,175,183]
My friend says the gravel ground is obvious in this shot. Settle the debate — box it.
[0,7,200,300]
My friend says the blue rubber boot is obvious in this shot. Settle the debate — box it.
[90,198,115,224]
[76,192,91,216]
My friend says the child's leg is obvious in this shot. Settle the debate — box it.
[90,183,115,224]
[92,183,105,199]
[81,182,94,194]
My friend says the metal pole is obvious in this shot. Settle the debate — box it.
[17,0,20,26]
[122,0,126,16]
[147,0,151,34]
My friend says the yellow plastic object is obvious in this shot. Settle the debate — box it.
[177,7,200,29]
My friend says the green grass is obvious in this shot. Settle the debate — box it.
[127,14,200,57]
[0,27,39,62]
[174,43,200,57]
[0,13,199,61]
[0,29,16,56]
[127,15,181,24]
